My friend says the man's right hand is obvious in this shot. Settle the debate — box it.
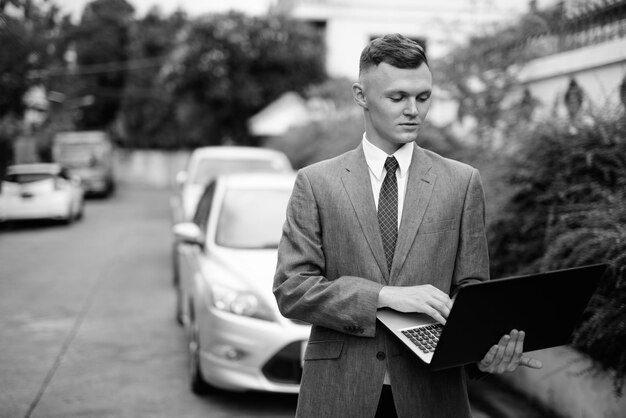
[378,285,453,324]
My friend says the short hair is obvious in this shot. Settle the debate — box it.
[359,34,428,75]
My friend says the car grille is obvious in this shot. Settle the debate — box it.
[261,341,303,385]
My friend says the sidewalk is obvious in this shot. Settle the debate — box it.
[500,346,625,418]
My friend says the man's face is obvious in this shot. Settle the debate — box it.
[354,62,432,154]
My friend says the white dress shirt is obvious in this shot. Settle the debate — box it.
[362,135,413,226]
[362,135,414,386]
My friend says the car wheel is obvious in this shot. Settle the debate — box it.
[188,320,213,395]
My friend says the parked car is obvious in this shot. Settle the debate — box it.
[172,172,309,394]
[170,146,293,288]
[0,163,84,224]
[52,130,115,196]
[170,146,293,224]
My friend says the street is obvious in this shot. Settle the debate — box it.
[0,185,297,418]
[0,183,556,418]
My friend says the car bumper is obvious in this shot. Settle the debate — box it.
[198,307,310,393]
[0,194,72,221]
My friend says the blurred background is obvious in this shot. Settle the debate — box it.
[1,0,625,417]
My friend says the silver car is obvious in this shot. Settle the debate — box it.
[170,146,293,288]
[173,172,309,394]
[171,146,293,224]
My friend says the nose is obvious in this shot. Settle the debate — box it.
[403,100,419,117]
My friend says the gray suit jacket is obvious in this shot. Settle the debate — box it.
[274,144,490,418]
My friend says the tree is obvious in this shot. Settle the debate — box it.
[433,9,553,148]
[0,0,65,118]
[487,112,626,395]
[70,0,135,129]
[163,12,326,147]
[117,7,188,148]
[0,0,69,170]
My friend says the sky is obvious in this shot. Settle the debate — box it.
[56,0,276,20]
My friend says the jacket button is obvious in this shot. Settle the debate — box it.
[376,351,386,361]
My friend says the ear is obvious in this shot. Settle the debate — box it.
[352,82,367,109]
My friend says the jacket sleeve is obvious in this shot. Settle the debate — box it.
[451,168,490,295]
[455,168,490,378]
[273,169,384,337]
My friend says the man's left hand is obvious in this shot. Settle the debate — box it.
[477,329,543,374]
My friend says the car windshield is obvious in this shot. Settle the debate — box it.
[5,173,54,184]
[191,159,283,185]
[216,188,291,249]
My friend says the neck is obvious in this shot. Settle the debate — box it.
[365,136,404,155]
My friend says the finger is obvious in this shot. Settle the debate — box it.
[495,334,515,373]
[478,345,498,372]
[513,330,525,360]
[502,330,524,372]
[497,333,510,348]
[515,331,526,358]
[429,300,451,319]
[416,304,446,325]
[432,312,447,325]
[502,330,518,362]
[428,285,452,304]
[425,306,447,325]
[492,335,509,367]
[425,287,452,312]
[520,356,543,369]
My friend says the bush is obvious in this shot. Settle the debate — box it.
[487,112,626,395]
[272,113,463,170]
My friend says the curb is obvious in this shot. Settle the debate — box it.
[500,346,625,418]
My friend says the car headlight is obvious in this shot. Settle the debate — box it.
[210,283,275,322]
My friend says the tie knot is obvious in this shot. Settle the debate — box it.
[384,156,399,174]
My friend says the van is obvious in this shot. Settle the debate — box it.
[52,131,115,196]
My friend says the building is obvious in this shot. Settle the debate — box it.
[274,0,544,80]
[269,0,625,129]
[516,0,626,118]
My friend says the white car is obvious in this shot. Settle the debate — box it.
[171,146,293,224]
[173,173,309,394]
[0,163,84,224]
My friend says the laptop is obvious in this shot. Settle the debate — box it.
[376,263,607,370]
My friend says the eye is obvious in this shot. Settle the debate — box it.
[417,94,431,103]
[389,95,403,102]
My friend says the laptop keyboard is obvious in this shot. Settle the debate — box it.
[401,323,443,354]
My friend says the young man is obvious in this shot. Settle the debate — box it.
[274,34,541,418]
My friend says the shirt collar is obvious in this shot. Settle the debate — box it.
[362,134,414,181]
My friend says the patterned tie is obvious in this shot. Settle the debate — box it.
[378,156,399,272]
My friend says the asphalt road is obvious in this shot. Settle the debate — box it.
[0,183,556,418]
[0,185,297,418]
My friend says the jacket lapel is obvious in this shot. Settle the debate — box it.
[341,145,390,282]
[390,146,435,280]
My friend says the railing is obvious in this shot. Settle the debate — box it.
[481,0,626,64]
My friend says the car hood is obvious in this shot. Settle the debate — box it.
[201,247,279,303]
